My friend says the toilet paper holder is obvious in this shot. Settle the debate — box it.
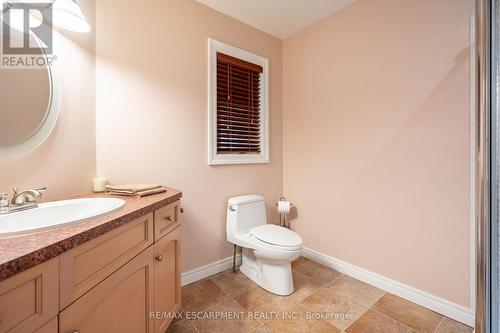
[276,197,293,229]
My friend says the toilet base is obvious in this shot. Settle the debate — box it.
[239,248,296,296]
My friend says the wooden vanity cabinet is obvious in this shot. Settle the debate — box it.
[0,199,182,333]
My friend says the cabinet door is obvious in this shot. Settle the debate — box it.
[59,247,154,333]
[153,226,181,332]
[0,258,58,333]
[33,317,57,333]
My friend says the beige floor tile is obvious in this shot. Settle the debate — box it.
[294,261,342,286]
[234,286,288,319]
[251,325,271,332]
[181,279,227,312]
[166,319,198,333]
[346,309,416,333]
[372,294,443,333]
[170,309,186,326]
[233,271,322,316]
[209,270,257,297]
[175,268,458,333]
[264,303,341,333]
[435,317,474,333]
[291,256,311,269]
[327,275,385,307]
[298,287,367,330]
[287,271,324,305]
[190,298,261,333]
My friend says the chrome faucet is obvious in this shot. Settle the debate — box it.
[11,187,46,205]
[0,186,46,214]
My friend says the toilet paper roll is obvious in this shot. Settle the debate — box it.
[277,201,291,214]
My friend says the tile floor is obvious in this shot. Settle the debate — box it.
[167,257,474,333]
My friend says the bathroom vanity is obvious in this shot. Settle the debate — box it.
[0,188,182,333]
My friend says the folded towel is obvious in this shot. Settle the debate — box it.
[105,183,167,197]
[105,183,161,195]
[136,187,167,197]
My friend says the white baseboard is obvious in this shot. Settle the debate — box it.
[181,254,241,286]
[302,247,475,327]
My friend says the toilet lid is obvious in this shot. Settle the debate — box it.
[250,225,303,248]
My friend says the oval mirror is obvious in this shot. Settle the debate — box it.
[0,30,61,157]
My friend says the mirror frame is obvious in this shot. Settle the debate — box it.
[0,37,62,158]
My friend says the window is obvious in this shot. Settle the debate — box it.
[208,39,269,165]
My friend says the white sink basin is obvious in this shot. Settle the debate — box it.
[0,198,125,236]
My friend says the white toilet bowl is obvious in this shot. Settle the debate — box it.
[226,195,303,295]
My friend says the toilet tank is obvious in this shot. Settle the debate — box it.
[226,195,267,244]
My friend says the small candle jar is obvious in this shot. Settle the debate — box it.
[92,177,108,193]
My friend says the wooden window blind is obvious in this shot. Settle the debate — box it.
[216,52,263,154]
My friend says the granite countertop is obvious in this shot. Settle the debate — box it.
[0,188,182,282]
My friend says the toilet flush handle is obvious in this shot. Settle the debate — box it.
[228,205,236,212]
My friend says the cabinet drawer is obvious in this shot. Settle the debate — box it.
[60,213,154,309]
[0,259,58,333]
[154,201,180,241]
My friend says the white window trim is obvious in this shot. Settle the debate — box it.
[208,38,270,165]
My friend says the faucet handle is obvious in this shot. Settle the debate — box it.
[0,193,9,208]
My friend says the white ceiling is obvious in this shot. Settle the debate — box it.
[196,0,355,39]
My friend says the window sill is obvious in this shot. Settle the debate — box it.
[209,154,270,165]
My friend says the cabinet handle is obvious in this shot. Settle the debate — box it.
[165,215,172,222]
[156,255,163,262]
[180,208,184,213]
[72,330,80,333]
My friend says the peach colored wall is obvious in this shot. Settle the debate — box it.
[0,0,96,201]
[95,0,283,272]
[283,0,473,307]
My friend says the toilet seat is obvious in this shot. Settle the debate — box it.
[250,224,303,251]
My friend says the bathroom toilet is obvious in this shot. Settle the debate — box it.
[226,195,303,296]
